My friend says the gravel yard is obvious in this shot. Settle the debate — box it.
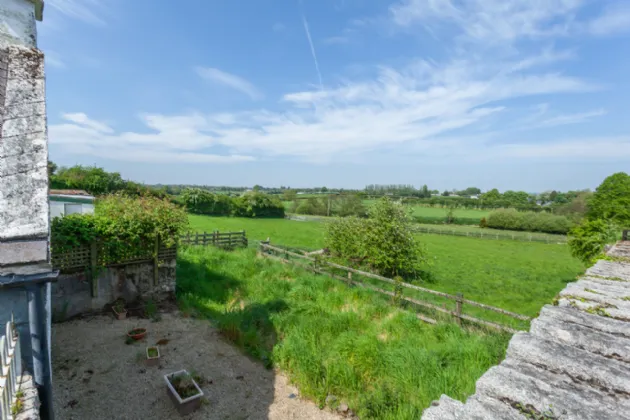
[52,312,341,420]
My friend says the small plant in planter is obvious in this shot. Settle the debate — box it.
[146,346,160,367]
[127,327,147,341]
[112,299,127,320]
[165,370,204,416]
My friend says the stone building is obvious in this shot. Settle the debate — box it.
[0,1,55,418]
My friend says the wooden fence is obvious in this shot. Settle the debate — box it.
[180,231,248,248]
[0,316,20,420]
[624,229,629,241]
[259,243,530,333]
[412,226,567,244]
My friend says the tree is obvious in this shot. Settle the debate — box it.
[321,186,328,193]
[481,188,501,202]
[47,160,57,178]
[253,185,263,192]
[325,198,429,279]
[442,190,450,197]
[587,172,630,226]
[51,164,126,196]
[282,189,297,201]
[420,184,430,198]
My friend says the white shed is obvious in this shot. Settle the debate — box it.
[49,190,95,219]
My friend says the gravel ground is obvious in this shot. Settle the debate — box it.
[52,312,342,420]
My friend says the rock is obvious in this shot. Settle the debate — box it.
[288,393,297,399]
[325,395,337,406]
[338,403,349,413]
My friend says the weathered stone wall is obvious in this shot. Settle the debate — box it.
[0,45,49,275]
[51,260,178,320]
[0,0,39,49]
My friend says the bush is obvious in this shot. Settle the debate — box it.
[479,217,488,228]
[232,191,285,218]
[486,209,572,234]
[293,197,327,216]
[52,194,188,264]
[325,198,429,279]
[568,219,618,264]
[182,188,284,218]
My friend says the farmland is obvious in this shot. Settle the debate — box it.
[187,215,584,317]
[177,246,510,419]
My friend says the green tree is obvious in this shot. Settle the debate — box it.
[282,189,297,201]
[587,172,630,226]
[51,165,126,195]
[47,160,58,178]
[325,198,428,279]
[481,188,501,202]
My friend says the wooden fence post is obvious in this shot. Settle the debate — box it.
[153,237,159,287]
[202,231,207,247]
[243,230,247,247]
[347,271,352,287]
[455,293,463,326]
[90,242,98,298]
[195,232,199,246]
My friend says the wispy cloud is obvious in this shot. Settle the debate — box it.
[272,22,286,32]
[588,2,630,36]
[301,13,324,90]
[538,109,607,127]
[323,36,350,45]
[45,51,66,69]
[195,67,263,100]
[389,0,582,44]
[46,0,108,25]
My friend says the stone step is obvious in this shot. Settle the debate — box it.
[562,281,630,306]
[459,394,522,419]
[506,333,630,396]
[530,313,630,362]
[574,278,630,294]
[536,305,630,338]
[586,260,630,281]
[475,362,630,419]
[422,395,464,420]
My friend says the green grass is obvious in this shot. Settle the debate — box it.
[187,215,584,319]
[177,246,510,419]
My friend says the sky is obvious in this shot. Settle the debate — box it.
[40,0,630,191]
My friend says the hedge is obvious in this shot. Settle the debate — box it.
[486,209,573,234]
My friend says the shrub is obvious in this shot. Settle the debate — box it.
[293,197,327,216]
[587,172,630,227]
[52,194,188,264]
[479,217,488,228]
[232,191,285,218]
[568,219,618,264]
[333,194,366,217]
[325,198,429,279]
[486,209,572,234]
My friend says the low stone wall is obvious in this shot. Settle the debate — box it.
[51,259,176,320]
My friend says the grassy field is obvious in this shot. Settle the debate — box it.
[414,223,567,243]
[187,215,584,318]
[177,246,510,419]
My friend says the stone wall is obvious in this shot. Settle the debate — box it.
[51,260,177,320]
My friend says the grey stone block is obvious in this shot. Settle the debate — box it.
[0,239,47,265]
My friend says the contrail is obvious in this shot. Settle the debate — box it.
[301,13,324,90]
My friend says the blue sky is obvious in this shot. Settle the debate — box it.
[40,0,630,191]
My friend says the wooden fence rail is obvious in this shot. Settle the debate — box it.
[180,231,248,248]
[412,226,567,244]
[259,243,529,333]
[0,316,20,420]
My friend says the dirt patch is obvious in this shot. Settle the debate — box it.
[52,312,341,420]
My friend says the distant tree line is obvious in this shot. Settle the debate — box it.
[181,188,285,218]
[49,161,166,198]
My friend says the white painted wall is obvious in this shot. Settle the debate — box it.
[49,200,95,219]
[0,0,37,48]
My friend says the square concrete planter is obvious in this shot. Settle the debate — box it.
[146,346,160,367]
[112,307,127,320]
[165,370,204,416]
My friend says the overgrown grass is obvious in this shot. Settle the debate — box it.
[188,215,585,318]
[177,246,510,419]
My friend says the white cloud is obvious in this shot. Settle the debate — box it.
[46,0,108,25]
[389,0,583,43]
[50,51,605,164]
[588,3,630,36]
[195,67,263,100]
[538,109,607,127]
